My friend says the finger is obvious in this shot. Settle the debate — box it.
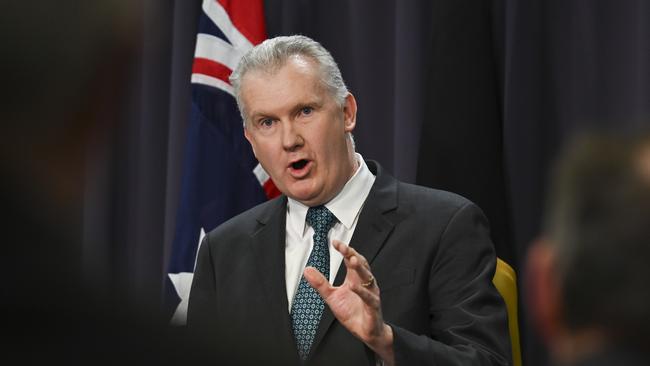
[350,283,381,309]
[333,241,356,271]
[303,266,334,299]
[333,240,370,269]
[332,240,349,256]
[349,255,375,284]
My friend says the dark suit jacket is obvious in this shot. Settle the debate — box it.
[188,161,511,365]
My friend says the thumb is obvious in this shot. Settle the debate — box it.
[304,266,333,299]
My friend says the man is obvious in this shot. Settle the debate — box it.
[526,134,650,366]
[188,35,510,365]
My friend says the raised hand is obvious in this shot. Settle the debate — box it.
[303,240,394,365]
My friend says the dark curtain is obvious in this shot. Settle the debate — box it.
[72,1,650,365]
[81,0,201,313]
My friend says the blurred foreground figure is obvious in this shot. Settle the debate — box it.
[1,2,210,364]
[527,134,650,366]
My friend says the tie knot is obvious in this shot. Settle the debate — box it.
[306,205,336,233]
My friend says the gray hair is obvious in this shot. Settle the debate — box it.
[230,35,349,125]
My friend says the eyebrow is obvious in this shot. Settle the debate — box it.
[292,100,322,113]
[248,112,275,126]
[248,98,324,121]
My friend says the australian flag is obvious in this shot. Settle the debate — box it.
[165,0,279,325]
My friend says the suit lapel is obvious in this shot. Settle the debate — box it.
[250,196,298,359]
[309,161,399,357]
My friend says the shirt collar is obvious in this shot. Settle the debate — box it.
[287,153,376,235]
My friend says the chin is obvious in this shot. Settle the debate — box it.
[288,192,315,204]
[286,182,317,199]
[287,189,322,206]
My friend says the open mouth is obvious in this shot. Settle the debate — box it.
[288,159,312,178]
[291,159,309,170]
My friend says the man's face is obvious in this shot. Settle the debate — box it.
[241,55,357,206]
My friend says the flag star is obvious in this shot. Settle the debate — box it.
[168,227,206,325]
[168,272,195,325]
[168,272,194,325]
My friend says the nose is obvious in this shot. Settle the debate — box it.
[281,122,304,152]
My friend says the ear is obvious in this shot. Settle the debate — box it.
[525,237,564,345]
[244,125,252,142]
[342,93,357,133]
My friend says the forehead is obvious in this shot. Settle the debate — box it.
[240,56,328,115]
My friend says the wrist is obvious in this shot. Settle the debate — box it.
[369,323,395,366]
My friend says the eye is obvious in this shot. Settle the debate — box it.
[259,118,274,128]
[300,106,313,116]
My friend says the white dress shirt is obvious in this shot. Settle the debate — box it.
[285,153,376,311]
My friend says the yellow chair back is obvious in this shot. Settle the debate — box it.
[493,258,522,366]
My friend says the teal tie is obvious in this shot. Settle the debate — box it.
[290,205,336,360]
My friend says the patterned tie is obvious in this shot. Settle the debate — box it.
[290,205,337,360]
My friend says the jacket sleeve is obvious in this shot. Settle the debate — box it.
[391,202,512,366]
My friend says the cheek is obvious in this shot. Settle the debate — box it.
[321,126,348,158]
[255,141,283,171]
[314,119,344,149]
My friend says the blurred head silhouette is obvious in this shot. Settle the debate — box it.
[527,132,650,365]
[1,0,139,311]
[1,2,214,364]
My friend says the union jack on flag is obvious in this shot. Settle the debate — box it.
[165,0,279,325]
